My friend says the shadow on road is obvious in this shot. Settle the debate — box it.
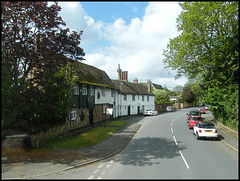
[112,137,187,166]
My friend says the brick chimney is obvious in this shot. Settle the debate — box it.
[117,64,128,81]
[133,78,138,83]
[147,80,152,93]
[117,64,122,80]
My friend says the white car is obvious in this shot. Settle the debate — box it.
[144,110,158,116]
[205,105,210,110]
[193,121,218,140]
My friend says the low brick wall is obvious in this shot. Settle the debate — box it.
[30,113,89,148]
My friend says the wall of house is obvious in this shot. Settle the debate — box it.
[116,93,155,116]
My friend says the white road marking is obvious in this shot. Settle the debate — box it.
[93,168,99,174]
[88,175,95,179]
[171,122,173,127]
[179,150,190,169]
[171,127,174,133]
[173,136,178,145]
[98,162,104,169]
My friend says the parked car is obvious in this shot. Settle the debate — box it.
[188,116,204,129]
[199,107,206,114]
[144,110,158,116]
[193,121,218,140]
[186,110,201,124]
[166,106,175,112]
[205,105,210,110]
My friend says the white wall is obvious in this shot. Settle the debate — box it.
[94,86,155,118]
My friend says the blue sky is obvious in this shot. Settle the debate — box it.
[51,1,188,90]
[81,2,148,25]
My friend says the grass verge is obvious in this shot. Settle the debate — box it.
[37,120,129,151]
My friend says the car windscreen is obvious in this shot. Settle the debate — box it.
[192,117,202,121]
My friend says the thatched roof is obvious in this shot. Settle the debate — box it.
[70,60,115,89]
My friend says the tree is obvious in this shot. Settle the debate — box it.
[182,85,196,103]
[172,85,183,96]
[163,2,238,130]
[153,89,170,105]
[1,2,85,133]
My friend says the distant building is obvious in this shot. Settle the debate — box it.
[113,64,155,116]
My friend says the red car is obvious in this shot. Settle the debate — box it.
[199,107,206,114]
[188,116,204,129]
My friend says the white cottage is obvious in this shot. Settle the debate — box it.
[112,64,155,117]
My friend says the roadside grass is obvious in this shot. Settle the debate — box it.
[37,120,129,151]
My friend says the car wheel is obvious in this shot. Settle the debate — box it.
[214,137,218,141]
[196,132,200,140]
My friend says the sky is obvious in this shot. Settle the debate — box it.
[50,1,188,90]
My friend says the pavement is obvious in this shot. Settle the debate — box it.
[2,114,238,179]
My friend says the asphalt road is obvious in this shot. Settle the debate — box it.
[37,108,238,179]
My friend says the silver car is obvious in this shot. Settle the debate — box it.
[166,106,175,112]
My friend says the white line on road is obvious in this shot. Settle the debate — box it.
[179,150,190,169]
[88,175,95,179]
[171,122,173,127]
[171,127,174,133]
[173,136,178,145]
[93,168,99,174]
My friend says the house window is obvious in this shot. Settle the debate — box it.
[132,95,135,101]
[147,95,149,101]
[123,94,127,101]
[102,87,106,97]
[142,95,145,101]
[82,84,87,95]
[73,84,79,95]
[90,86,94,96]
[71,109,77,120]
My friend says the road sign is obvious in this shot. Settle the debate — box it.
[106,108,113,115]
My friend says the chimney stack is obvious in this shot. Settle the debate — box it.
[133,78,138,83]
[147,80,152,93]
[117,64,122,80]
[117,64,128,81]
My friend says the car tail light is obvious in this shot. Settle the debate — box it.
[215,130,218,133]
[199,129,202,133]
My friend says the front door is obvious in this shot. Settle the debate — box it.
[89,109,93,125]
[128,106,131,116]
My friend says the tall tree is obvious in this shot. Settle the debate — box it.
[163,2,238,130]
[153,89,170,105]
[2,2,85,133]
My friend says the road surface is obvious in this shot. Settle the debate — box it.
[36,108,238,179]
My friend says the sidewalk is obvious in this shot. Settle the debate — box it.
[2,117,142,179]
[2,114,238,179]
[203,112,238,152]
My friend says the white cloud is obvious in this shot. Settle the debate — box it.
[58,2,187,90]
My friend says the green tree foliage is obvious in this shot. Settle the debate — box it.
[153,89,170,105]
[1,2,85,133]
[172,85,183,96]
[163,2,238,130]
[182,85,196,104]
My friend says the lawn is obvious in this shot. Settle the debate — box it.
[38,120,129,150]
